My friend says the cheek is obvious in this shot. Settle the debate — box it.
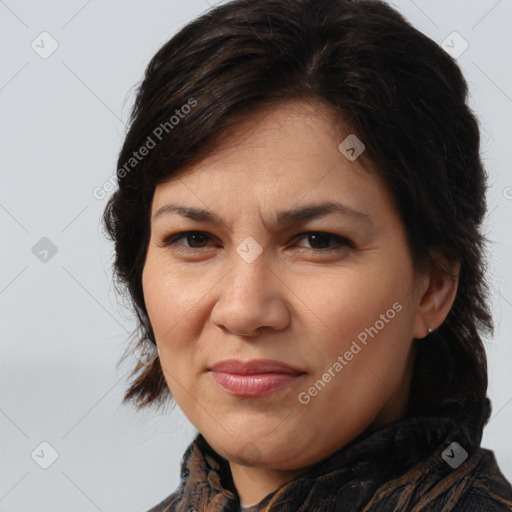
[312,266,409,335]
[143,258,201,333]
[301,299,413,429]
[308,267,415,392]
[142,262,196,381]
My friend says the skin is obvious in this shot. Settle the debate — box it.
[142,101,460,507]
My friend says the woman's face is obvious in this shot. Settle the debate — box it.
[142,101,431,473]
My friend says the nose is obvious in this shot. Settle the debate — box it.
[210,253,291,338]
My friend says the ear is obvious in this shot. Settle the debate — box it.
[412,252,461,340]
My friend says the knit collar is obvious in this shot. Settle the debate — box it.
[171,399,489,512]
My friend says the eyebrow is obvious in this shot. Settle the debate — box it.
[153,201,372,228]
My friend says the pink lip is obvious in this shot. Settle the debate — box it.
[209,359,305,397]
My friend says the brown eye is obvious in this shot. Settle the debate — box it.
[162,231,215,250]
[294,232,352,251]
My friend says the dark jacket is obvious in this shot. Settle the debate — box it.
[146,397,512,511]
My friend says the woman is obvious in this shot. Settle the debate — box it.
[102,0,512,510]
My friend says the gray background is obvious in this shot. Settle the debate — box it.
[1,0,511,510]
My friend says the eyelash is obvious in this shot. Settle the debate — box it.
[160,230,353,254]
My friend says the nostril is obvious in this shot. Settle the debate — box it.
[230,329,253,336]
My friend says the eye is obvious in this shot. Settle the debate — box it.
[160,230,352,253]
[293,231,353,252]
[161,231,216,252]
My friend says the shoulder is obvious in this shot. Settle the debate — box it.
[144,490,181,512]
[369,446,512,512]
[449,448,512,512]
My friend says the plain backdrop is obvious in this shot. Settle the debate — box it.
[1,1,511,511]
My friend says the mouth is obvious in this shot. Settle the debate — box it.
[208,359,306,397]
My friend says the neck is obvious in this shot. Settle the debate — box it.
[229,463,309,507]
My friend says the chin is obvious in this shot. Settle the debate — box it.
[205,429,304,469]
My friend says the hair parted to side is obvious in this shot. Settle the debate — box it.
[102,0,493,428]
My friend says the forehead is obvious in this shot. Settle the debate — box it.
[151,100,397,226]
[157,100,374,185]
[184,100,358,169]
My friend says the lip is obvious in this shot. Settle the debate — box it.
[210,358,303,375]
[209,359,305,397]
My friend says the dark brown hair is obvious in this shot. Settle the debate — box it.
[102,0,493,429]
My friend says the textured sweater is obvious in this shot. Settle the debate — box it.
[146,398,512,511]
